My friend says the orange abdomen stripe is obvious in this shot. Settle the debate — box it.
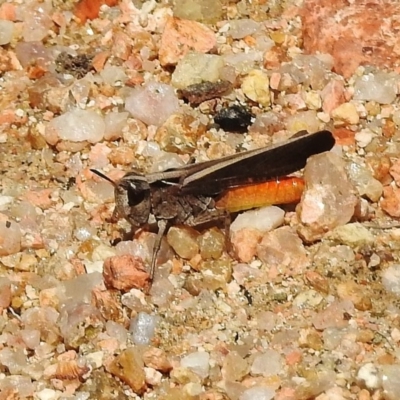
[215,177,305,212]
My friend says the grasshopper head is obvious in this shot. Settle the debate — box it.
[115,174,151,227]
[91,169,151,228]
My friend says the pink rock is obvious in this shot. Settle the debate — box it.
[23,189,53,209]
[321,79,346,114]
[231,228,263,263]
[389,159,400,186]
[0,109,27,126]
[232,263,264,285]
[257,226,310,276]
[0,219,21,256]
[92,51,109,72]
[112,31,132,61]
[103,254,150,291]
[302,0,400,78]
[332,127,355,147]
[298,152,358,242]
[88,143,112,169]
[142,347,172,373]
[0,3,16,21]
[312,300,354,330]
[159,17,217,66]
[381,186,400,218]
[20,217,44,250]
[0,278,11,309]
[269,72,281,90]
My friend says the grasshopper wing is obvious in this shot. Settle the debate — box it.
[181,130,335,195]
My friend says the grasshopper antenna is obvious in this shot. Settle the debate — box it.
[90,169,117,187]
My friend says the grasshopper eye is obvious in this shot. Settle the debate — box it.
[125,181,147,206]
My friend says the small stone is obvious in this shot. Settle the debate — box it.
[298,152,358,242]
[230,206,285,262]
[293,289,323,308]
[330,223,374,248]
[108,146,135,166]
[230,228,263,262]
[0,20,14,45]
[353,72,398,104]
[104,111,129,141]
[172,52,224,89]
[355,130,373,148]
[393,110,400,126]
[143,347,172,373]
[331,102,359,125]
[249,112,285,134]
[173,0,224,24]
[312,300,354,330]
[106,347,146,395]
[227,19,261,39]
[303,331,323,351]
[197,228,225,260]
[381,186,400,218]
[125,82,180,126]
[357,363,380,390]
[145,367,163,387]
[240,387,275,400]
[380,365,400,400]
[231,206,285,233]
[100,65,127,86]
[92,289,124,324]
[170,367,202,385]
[221,352,248,381]
[28,75,71,114]
[58,303,104,348]
[0,219,21,256]
[305,271,329,294]
[35,389,59,400]
[167,226,199,259]
[129,312,159,345]
[180,352,210,379]
[241,70,270,107]
[332,127,355,146]
[336,281,372,311]
[346,162,383,202]
[22,1,52,42]
[382,264,400,296]
[303,91,321,110]
[214,105,253,133]
[155,113,207,154]
[103,254,150,292]
[224,51,261,72]
[44,109,105,145]
[286,110,320,134]
[257,226,310,276]
[250,350,283,377]
[283,93,307,111]
[390,159,400,185]
[200,259,232,290]
[0,278,11,308]
[159,17,217,66]
[321,79,346,114]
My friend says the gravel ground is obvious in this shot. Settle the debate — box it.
[1,1,400,399]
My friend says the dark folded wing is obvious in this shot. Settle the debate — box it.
[180,130,335,195]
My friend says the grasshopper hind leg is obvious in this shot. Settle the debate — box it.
[149,219,168,282]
